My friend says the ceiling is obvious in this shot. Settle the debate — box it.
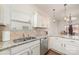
[35,4,79,21]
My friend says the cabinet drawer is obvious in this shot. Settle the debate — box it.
[14,48,30,55]
[30,44,40,55]
[0,49,10,55]
[64,44,79,55]
[64,39,79,47]
[11,44,28,54]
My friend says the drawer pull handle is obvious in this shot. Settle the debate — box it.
[70,41,74,42]
[64,44,66,47]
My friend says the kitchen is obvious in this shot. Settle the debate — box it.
[0,4,79,55]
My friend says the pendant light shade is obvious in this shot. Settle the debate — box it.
[52,9,56,22]
[64,4,69,21]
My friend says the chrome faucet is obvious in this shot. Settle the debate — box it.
[23,33,25,38]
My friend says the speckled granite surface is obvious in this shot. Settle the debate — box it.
[0,39,40,51]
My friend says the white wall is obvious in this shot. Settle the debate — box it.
[48,17,59,36]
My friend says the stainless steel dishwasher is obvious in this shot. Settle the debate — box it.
[40,37,48,55]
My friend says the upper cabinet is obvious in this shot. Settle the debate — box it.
[10,10,33,31]
[10,5,35,31]
[0,5,49,31]
[0,5,10,25]
[33,11,49,28]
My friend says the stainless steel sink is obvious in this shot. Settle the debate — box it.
[13,37,36,43]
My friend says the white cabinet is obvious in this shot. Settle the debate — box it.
[0,5,10,25]
[14,48,30,55]
[0,40,40,55]
[33,12,48,27]
[11,40,40,55]
[11,10,32,22]
[0,49,10,55]
[48,37,57,49]
[10,10,33,31]
[30,44,40,55]
[20,49,30,55]
[48,37,64,54]
[48,37,79,55]
[63,39,79,55]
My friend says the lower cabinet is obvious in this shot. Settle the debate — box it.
[30,44,40,55]
[0,40,40,55]
[0,49,11,55]
[48,37,64,54]
[49,37,79,55]
[63,39,79,55]
[14,48,30,55]
[16,44,40,55]
[11,40,40,55]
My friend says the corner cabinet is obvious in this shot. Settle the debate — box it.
[48,37,64,54]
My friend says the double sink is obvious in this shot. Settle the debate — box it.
[13,37,36,43]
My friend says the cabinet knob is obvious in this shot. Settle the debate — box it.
[27,51,30,55]
[31,50,33,54]
[70,41,74,42]
[61,44,63,46]
[64,44,66,47]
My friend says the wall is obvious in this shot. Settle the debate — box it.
[48,17,59,37]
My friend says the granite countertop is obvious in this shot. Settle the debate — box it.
[49,35,79,41]
[0,36,47,51]
[0,39,40,51]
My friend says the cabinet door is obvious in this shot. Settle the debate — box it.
[54,37,64,53]
[0,5,10,25]
[63,39,79,55]
[37,14,46,27]
[30,44,40,55]
[0,49,10,55]
[48,37,64,54]
[48,37,57,49]
[15,48,30,55]
[49,37,62,50]
[33,12,48,27]
[63,43,79,55]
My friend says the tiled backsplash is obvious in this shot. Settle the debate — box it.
[10,29,48,40]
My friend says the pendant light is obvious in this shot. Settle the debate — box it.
[64,4,69,21]
[52,9,56,22]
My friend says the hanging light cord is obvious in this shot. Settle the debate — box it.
[53,9,56,20]
[64,4,67,18]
